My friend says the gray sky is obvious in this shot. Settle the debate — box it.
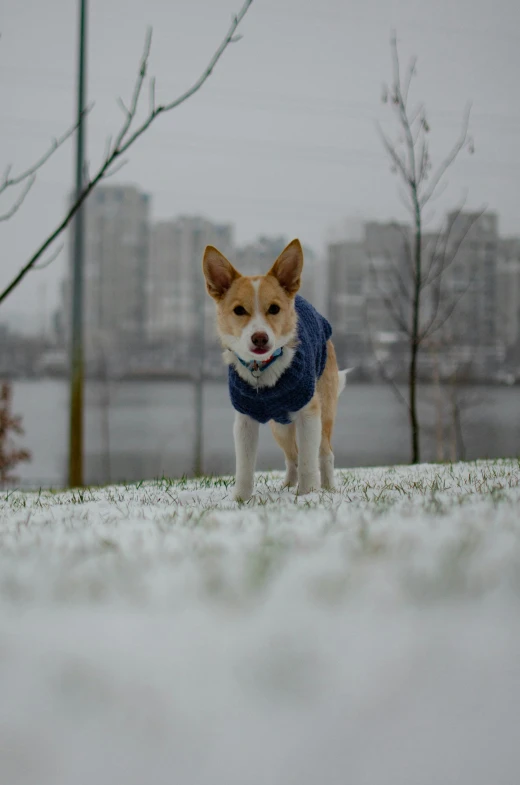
[1,0,519,332]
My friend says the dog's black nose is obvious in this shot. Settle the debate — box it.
[251,331,269,348]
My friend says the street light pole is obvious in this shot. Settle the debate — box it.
[68,0,88,487]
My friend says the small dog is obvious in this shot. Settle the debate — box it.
[202,239,346,500]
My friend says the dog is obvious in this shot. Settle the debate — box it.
[202,238,346,500]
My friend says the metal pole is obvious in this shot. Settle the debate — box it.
[68,0,87,487]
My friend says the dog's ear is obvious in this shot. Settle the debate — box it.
[202,246,241,300]
[267,239,303,296]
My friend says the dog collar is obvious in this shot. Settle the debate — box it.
[235,347,283,378]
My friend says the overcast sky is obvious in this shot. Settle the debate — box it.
[1,0,519,332]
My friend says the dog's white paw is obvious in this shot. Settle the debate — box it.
[297,472,321,496]
[320,454,335,491]
[232,483,253,502]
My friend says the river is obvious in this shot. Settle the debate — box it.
[8,379,520,488]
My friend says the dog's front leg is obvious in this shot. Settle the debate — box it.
[296,401,321,495]
[232,413,259,501]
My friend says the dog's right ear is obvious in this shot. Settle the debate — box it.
[202,246,241,301]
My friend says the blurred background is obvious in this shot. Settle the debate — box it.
[1,0,519,487]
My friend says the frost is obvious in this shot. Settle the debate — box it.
[1,460,520,784]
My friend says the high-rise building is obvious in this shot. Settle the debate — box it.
[63,184,150,371]
[497,238,520,352]
[87,185,149,339]
[326,213,509,379]
[327,222,410,369]
[147,216,233,349]
[327,241,368,367]
[364,221,411,347]
[440,211,500,377]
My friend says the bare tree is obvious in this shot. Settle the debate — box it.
[0,381,31,487]
[0,0,254,306]
[375,34,477,463]
[0,113,90,224]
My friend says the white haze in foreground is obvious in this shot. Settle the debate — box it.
[1,460,520,785]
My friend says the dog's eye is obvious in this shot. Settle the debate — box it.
[233,305,247,316]
[268,304,280,315]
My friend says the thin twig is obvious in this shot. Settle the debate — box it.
[0,105,93,197]
[420,247,481,343]
[102,159,129,179]
[32,244,64,271]
[401,56,417,107]
[419,103,471,206]
[0,0,254,306]
[0,176,35,221]
[390,35,418,187]
[368,258,411,337]
[423,206,485,291]
[376,122,410,184]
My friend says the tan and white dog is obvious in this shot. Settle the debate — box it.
[202,239,346,501]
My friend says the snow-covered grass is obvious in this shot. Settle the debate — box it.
[1,459,520,785]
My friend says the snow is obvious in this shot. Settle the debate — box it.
[1,460,520,785]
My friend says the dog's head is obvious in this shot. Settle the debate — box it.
[202,239,303,360]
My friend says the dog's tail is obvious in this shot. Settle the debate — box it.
[338,368,354,397]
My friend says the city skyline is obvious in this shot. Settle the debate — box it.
[2,181,519,386]
[39,182,518,385]
[2,181,517,339]
[4,179,520,356]
[1,0,520,333]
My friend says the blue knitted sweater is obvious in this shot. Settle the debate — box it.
[228,295,332,424]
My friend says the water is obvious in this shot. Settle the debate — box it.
[8,379,520,488]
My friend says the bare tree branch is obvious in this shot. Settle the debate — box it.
[113,27,153,152]
[401,56,417,108]
[0,175,35,221]
[102,159,129,179]
[0,108,92,198]
[406,102,424,131]
[386,251,412,302]
[0,0,254,306]
[423,178,449,208]
[420,275,474,342]
[376,123,410,184]
[149,76,156,116]
[422,206,485,290]
[419,103,471,206]
[32,244,64,271]
[397,184,416,218]
[0,106,93,221]
[369,244,412,306]
[368,258,411,337]
[374,33,474,464]
[390,35,418,188]
[421,206,463,288]
[419,241,481,344]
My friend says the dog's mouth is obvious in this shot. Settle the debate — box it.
[251,347,271,356]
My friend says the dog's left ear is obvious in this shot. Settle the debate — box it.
[203,246,241,301]
[267,239,303,296]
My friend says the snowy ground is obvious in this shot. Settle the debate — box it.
[1,460,520,785]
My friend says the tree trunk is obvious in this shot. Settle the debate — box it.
[409,339,420,463]
[432,347,445,461]
[409,198,422,464]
